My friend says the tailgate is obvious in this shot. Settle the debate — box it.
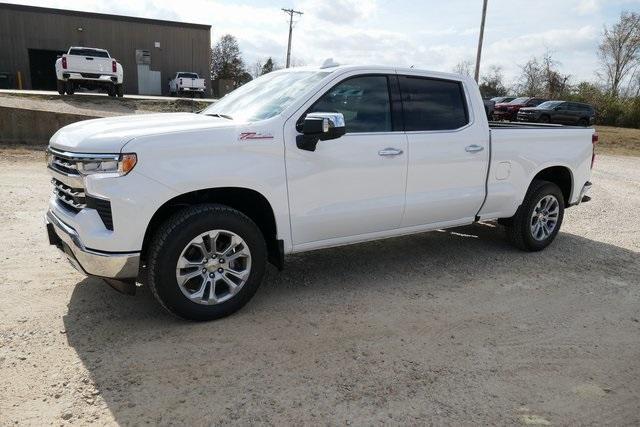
[65,55,113,74]
[184,78,205,89]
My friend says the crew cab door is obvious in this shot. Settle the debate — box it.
[398,74,489,227]
[284,73,408,247]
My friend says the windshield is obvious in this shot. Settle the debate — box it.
[509,97,530,104]
[178,73,199,79]
[537,101,564,109]
[69,48,109,58]
[203,70,330,122]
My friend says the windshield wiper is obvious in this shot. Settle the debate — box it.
[204,113,233,120]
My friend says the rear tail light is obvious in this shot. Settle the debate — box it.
[591,132,598,169]
[62,57,67,69]
[112,60,117,73]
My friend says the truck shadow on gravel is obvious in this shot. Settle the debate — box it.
[62,223,640,424]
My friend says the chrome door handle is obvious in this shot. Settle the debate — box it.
[378,148,404,156]
[465,144,484,153]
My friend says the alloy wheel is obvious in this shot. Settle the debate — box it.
[175,230,252,305]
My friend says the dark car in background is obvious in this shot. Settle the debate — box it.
[493,97,547,121]
[517,101,595,126]
[483,98,495,120]
[490,96,516,104]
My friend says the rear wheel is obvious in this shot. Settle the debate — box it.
[578,118,589,127]
[107,84,116,97]
[504,180,565,251]
[147,204,267,321]
[116,84,124,98]
[56,80,66,95]
[65,81,75,95]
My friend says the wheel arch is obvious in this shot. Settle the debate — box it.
[529,165,573,205]
[141,187,283,271]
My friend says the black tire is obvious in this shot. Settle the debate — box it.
[65,81,75,95]
[56,80,66,95]
[170,91,176,97]
[538,115,550,123]
[504,180,565,251]
[116,84,124,98]
[578,118,588,127]
[107,85,116,97]
[147,204,267,321]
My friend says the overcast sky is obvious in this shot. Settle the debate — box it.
[10,0,640,84]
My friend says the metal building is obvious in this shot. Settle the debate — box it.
[0,3,211,96]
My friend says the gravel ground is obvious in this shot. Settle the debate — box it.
[0,149,638,425]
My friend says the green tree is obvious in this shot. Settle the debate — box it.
[261,57,275,75]
[211,34,251,87]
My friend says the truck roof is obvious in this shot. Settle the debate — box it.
[275,64,472,83]
[68,46,108,52]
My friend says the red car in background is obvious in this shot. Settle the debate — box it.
[493,97,547,121]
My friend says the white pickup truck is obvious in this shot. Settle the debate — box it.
[55,47,124,97]
[45,65,595,320]
[169,72,206,97]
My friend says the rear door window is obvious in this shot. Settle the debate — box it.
[399,76,469,131]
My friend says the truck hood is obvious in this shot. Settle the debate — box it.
[50,113,233,153]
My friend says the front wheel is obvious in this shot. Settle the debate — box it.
[504,180,565,251]
[147,204,267,321]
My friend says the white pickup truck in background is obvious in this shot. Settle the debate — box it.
[55,47,124,97]
[169,72,206,97]
[45,64,595,321]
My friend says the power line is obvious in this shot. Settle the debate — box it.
[282,8,303,68]
[474,0,488,82]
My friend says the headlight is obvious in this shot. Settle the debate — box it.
[77,153,137,176]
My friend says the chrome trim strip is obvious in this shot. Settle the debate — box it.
[47,147,120,162]
[48,165,84,187]
[45,210,139,279]
[54,192,85,210]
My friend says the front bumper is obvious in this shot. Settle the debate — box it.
[493,110,516,121]
[517,114,538,122]
[45,210,139,279]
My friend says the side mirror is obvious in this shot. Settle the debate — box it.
[296,112,346,151]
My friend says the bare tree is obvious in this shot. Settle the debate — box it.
[452,59,474,77]
[598,11,640,97]
[479,65,508,97]
[516,51,570,98]
[541,51,570,98]
[516,57,545,96]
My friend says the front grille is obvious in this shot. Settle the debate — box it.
[47,148,117,231]
[52,178,86,212]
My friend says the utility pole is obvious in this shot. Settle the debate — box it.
[474,0,488,82]
[282,8,303,68]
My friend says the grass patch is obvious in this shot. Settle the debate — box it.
[595,126,640,157]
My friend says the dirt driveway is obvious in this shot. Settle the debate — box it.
[0,148,638,425]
